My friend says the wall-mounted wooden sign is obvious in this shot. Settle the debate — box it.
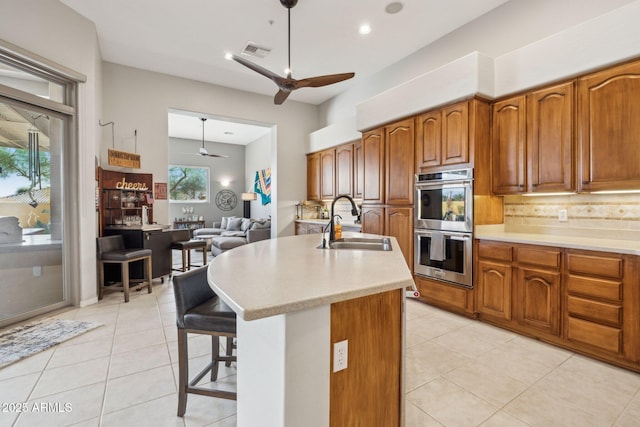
[108,148,141,169]
[154,182,167,200]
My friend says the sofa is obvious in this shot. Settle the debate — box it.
[193,217,271,257]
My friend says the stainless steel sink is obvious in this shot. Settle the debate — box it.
[318,237,392,251]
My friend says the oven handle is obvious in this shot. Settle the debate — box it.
[414,230,471,241]
[415,180,473,189]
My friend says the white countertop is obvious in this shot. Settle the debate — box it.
[475,225,640,255]
[207,233,413,321]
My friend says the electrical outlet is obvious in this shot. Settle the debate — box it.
[558,209,568,222]
[333,340,348,372]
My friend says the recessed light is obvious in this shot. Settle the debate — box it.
[224,131,234,135]
[385,2,403,14]
[359,24,371,35]
[224,52,233,60]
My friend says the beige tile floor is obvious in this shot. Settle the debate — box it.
[1,253,639,426]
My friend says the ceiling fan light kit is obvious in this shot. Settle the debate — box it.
[232,0,355,105]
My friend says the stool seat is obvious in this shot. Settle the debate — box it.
[171,229,207,273]
[171,239,206,251]
[97,235,152,303]
[100,248,152,261]
[183,297,236,332]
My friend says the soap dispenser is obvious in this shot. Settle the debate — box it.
[334,215,342,240]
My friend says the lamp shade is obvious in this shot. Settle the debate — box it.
[241,192,257,201]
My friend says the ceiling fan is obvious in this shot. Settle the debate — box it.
[197,117,227,158]
[232,0,355,105]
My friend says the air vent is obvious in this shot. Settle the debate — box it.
[241,42,272,58]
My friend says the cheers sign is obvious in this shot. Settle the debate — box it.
[115,177,149,191]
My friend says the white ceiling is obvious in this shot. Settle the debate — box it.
[168,110,272,145]
[58,0,510,143]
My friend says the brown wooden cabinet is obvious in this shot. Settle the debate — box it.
[476,241,513,321]
[335,143,353,197]
[361,205,384,235]
[384,206,413,269]
[416,101,470,171]
[527,82,575,193]
[492,82,575,195]
[306,152,321,201]
[362,128,385,204]
[491,96,526,194]
[354,140,364,199]
[295,221,326,235]
[578,59,640,191]
[320,148,336,200]
[385,119,414,205]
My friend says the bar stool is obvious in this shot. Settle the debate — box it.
[96,235,153,302]
[172,265,236,417]
[171,229,208,273]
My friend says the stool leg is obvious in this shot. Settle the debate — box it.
[98,261,105,300]
[187,249,192,271]
[225,336,233,367]
[177,328,188,417]
[202,247,207,265]
[181,249,187,272]
[146,256,153,294]
[211,335,220,381]
[122,261,130,303]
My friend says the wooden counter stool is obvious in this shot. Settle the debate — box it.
[172,266,237,417]
[96,235,153,302]
[171,229,207,273]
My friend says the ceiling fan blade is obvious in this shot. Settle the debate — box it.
[198,147,227,158]
[232,55,285,86]
[274,89,292,105]
[295,72,355,89]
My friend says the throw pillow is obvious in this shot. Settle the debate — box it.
[241,218,252,232]
[227,217,243,231]
[251,219,271,230]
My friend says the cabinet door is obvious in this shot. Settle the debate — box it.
[385,119,414,205]
[528,82,575,193]
[477,259,512,321]
[492,96,526,194]
[442,101,469,165]
[384,206,413,270]
[415,110,441,170]
[516,267,560,336]
[362,129,385,203]
[578,60,640,191]
[335,143,354,196]
[354,141,364,199]
[361,206,384,235]
[306,152,321,201]
[320,148,336,200]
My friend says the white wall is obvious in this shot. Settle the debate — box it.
[0,0,102,307]
[318,0,637,129]
[101,63,317,237]
[245,133,273,221]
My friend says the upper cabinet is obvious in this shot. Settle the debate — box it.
[578,59,640,192]
[354,140,364,199]
[335,143,354,197]
[385,118,414,205]
[306,152,321,201]
[362,128,385,204]
[416,101,469,171]
[320,148,336,200]
[492,81,575,195]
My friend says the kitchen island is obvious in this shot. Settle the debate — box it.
[207,232,414,427]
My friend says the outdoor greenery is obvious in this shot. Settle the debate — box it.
[168,165,209,202]
[0,147,51,187]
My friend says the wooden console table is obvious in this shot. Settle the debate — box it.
[173,220,205,236]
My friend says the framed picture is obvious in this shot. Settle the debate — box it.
[168,165,209,203]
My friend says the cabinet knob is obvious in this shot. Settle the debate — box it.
[582,180,590,185]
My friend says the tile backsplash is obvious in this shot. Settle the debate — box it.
[503,193,640,239]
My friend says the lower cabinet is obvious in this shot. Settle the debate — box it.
[475,240,640,371]
[295,222,326,235]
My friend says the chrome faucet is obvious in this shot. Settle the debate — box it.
[329,195,360,243]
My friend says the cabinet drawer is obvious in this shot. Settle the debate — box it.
[567,317,621,354]
[567,253,623,279]
[566,275,622,302]
[517,247,560,269]
[478,242,513,262]
[567,296,622,327]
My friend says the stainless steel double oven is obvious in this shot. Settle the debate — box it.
[414,168,474,288]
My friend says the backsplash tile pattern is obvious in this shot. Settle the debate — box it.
[504,193,640,233]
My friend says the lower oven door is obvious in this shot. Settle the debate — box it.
[414,229,473,288]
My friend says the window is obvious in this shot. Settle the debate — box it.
[168,165,210,203]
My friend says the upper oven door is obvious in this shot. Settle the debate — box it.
[415,180,473,232]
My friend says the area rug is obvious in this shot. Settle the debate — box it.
[0,319,102,369]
